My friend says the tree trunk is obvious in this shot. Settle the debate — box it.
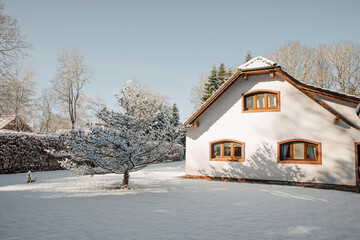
[121,169,130,189]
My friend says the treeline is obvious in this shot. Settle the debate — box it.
[0,3,183,134]
[0,4,104,133]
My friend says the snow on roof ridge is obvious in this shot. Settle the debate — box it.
[238,56,278,71]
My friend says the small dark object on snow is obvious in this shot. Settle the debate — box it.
[26,171,37,183]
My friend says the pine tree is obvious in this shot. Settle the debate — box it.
[245,49,253,62]
[217,63,227,86]
[200,63,235,103]
[171,103,186,147]
[226,66,235,81]
[201,65,219,102]
[171,103,180,126]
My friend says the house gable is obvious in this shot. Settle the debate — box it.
[184,57,360,131]
[188,73,341,141]
[0,115,32,132]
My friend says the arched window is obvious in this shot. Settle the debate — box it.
[242,90,280,112]
[210,139,244,162]
[278,139,321,164]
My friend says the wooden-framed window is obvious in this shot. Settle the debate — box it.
[242,90,280,112]
[210,139,244,162]
[278,139,321,164]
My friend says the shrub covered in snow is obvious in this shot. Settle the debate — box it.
[0,131,65,174]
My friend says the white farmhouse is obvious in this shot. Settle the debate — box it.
[184,57,360,190]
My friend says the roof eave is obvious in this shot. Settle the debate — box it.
[182,70,243,127]
[183,64,360,131]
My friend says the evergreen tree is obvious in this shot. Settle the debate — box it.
[201,65,219,102]
[200,63,236,103]
[53,80,183,189]
[171,103,180,126]
[217,63,227,86]
[245,49,253,62]
[226,66,235,80]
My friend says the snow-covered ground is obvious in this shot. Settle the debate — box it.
[0,161,359,240]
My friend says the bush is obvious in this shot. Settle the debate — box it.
[0,131,66,174]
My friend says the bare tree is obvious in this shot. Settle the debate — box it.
[0,66,36,130]
[65,94,106,130]
[328,41,360,94]
[190,72,208,110]
[267,41,360,95]
[85,94,106,116]
[37,88,54,132]
[0,3,31,116]
[51,49,92,130]
[37,92,105,133]
[267,41,314,83]
[310,44,331,88]
[0,3,30,77]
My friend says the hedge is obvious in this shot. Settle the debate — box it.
[0,131,66,174]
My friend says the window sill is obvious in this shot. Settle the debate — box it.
[243,108,280,113]
[278,159,321,165]
[210,158,244,162]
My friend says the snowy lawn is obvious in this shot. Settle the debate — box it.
[0,161,360,240]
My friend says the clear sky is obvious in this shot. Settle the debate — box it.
[3,0,360,121]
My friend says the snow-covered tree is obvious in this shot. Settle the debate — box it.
[58,80,184,189]
[171,103,180,127]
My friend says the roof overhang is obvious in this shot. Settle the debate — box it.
[183,66,360,130]
[183,69,243,127]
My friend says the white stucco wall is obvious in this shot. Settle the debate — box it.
[185,74,360,186]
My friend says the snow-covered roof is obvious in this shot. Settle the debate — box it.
[0,115,15,129]
[238,56,278,71]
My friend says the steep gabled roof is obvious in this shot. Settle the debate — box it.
[184,57,360,130]
[0,115,32,132]
[0,115,15,129]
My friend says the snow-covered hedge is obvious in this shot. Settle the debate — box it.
[0,131,66,174]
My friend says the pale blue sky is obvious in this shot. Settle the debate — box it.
[3,0,360,121]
